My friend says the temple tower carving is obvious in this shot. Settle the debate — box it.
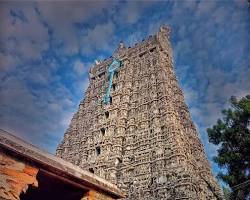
[57,26,223,200]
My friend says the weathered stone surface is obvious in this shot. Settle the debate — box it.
[82,190,114,200]
[57,25,223,199]
[0,151,38,200]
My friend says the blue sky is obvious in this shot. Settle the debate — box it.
[0,0,249,184]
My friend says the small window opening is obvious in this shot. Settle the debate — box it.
[101,128,105,136]
[150,129,153,134]
[105,111,109,118]
[96,146,101,156]
[139,52,146,57]
[110,97,113,105]
[150,47,156,52]
[98,72,105,78]
[89,168,94,173]
[112,84,116,91]
[114,71,119,79]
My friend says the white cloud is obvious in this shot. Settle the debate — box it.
[120,1,141,24]
[0,64,77,153]
[182,87,198,105]
[73,60,85,75]
[119,1,154,24]
[0,2,49,60]
[196,1,216,16]
[0,52,20,71]
[80,22,115,54]
[37,1,117,55]
[74,77,89,96]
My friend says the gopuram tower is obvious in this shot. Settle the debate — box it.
[56,26,223,200]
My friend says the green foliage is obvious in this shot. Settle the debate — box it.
[223,187,231,200]
[207,95,250,199]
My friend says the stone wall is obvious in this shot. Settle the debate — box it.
[57,26,223,200]
[0,151,38,200]
[82,191,114,200]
